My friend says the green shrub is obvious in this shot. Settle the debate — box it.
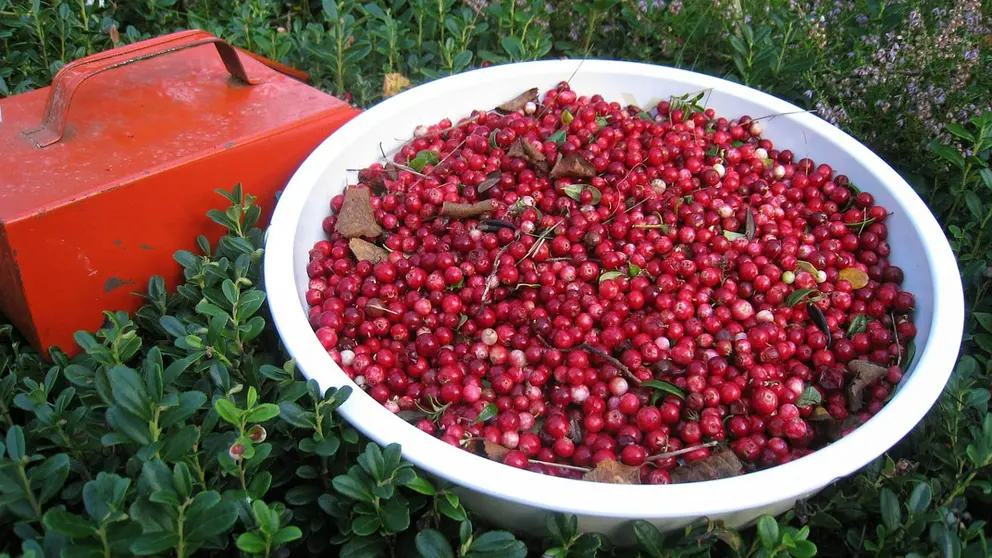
[1,0,990,556]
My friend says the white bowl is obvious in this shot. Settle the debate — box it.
[263,60,965,542]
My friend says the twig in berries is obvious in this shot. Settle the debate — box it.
[368,304,398,316]
[528,459,592,473]
[750,108,817,122]
[415,137,469,186]
[375,158,427,178]
[617,161,647,189]
[440,199,496,218]
[891,311,903,367]
[578,342,640,386]
[523,219,565,261]
[381,114,494,160]
[801,130,810,176]
[496,88,539,113]
[645,441,720,463]
[481,235,519,305]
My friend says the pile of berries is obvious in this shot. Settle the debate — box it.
[303,82,917,484]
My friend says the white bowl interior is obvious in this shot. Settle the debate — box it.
[264,60,964,535]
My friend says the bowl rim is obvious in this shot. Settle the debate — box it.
[263,59,965,520]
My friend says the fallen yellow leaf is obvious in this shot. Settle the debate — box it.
[838,267,869,289]
[383,73,412,98]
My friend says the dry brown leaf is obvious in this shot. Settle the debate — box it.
[478,171,502,193]
[846,359,889,412]
[496,87,539,113]
[482,440,510,462]
[507,139,549,173]
[358,166,398,196]
[334,186,383,238]
[581,459,642,484]
[522,140,549,174]
[838,267,869,289]
[383,73,413,98]
[507,140,527,159]
[440,200,496,219]
[550,152,596,179]
[349,238,389,264]
[670,449,743,483]
[816,415,864,442]
[384,164,400,181]
[744,207,756,240]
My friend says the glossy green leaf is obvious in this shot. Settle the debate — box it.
[131,532,180,555]
[416,529,455,558]
[757,516,779,548]
[43,509,96,538]
[641,380,685,400]
[473,402,498,424]
[879,488,901,532]
[236,532,267,553]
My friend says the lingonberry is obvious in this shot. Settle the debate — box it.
[309,85,918,482]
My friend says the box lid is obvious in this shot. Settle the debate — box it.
[0,30,347,224]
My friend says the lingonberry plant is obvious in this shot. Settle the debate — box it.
[0,182,988,557]
[307,82,920,483]
[1,0,990,555]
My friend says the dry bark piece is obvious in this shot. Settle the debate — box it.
[670,449,744,483]
[581,459,642,484]
[496,87,539,113]
[550,152,596,179]
[481,440,510,462]
[334,186,383,238]
[349,238,389,264]
[846,359,889,412]
[440,199,496,218]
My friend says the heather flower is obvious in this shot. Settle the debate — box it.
[463,0,488,14]
[811,0,986,138]
[669,0,682,15]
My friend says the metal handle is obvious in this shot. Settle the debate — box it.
[22,30,261,148]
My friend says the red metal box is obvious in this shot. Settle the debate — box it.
[0,30,359,357]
